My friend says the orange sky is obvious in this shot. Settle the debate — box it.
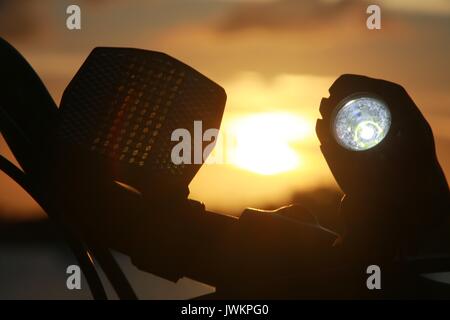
[0,0,449,219]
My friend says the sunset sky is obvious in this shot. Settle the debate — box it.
[0,0,449,218]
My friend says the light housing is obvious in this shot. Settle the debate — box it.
[56,48,227,196]
[316,74,449,266]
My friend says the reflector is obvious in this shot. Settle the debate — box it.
[58,48,226,194]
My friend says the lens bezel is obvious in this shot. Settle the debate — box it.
[331,93,391,152]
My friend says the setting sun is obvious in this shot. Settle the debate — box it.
[225,112,312,175]
[189,73,336,215]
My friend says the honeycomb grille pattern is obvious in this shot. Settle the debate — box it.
[58,48,226,188]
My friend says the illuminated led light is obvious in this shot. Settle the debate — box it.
[333,96,391,151]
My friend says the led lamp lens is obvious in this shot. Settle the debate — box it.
[333,96,391,151]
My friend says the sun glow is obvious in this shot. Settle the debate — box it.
[225,112,312,175]
[189,73,336,215]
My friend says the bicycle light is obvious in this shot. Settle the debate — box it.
[316,74,449,257]
[315,74,444,196]
[57,48,226,196]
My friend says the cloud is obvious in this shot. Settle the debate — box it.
[215,0,368,33]
[0,1,37,39]
[154,0,449,106]
[215,0,450,33]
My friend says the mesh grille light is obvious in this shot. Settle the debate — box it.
[57,48,226,192]
[333,95,391,151]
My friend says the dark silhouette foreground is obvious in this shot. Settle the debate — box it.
[0,37,449,299]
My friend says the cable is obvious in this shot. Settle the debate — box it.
[90,247,138,300]
[0,154,108,300]
[0,104,137,299]
[0,37,135,299]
